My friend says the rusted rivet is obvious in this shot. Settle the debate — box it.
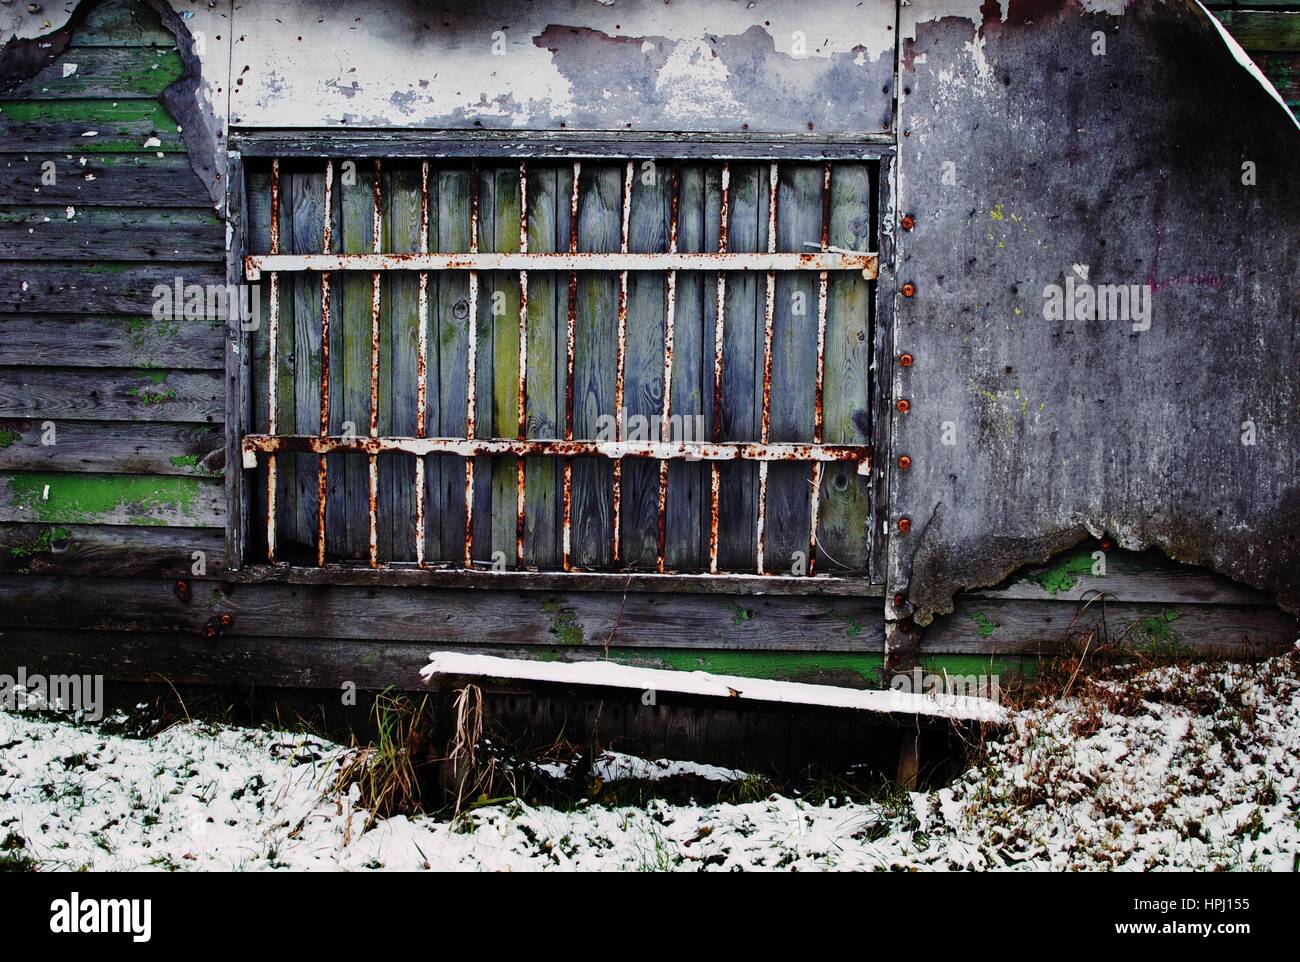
[173,579,191,602]
[219,613,233,627]
[900,214,915,231]
[1101,538,1113,551]
[897,455,912,471]
[892,593,906,607]
[899,352,914,368]
[897,517,912,534]
[901,282,916,298]
[896,398,911,414]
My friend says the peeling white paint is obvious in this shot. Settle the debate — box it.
[1194,0,1300,132]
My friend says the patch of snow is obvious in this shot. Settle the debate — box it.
[3,645,1298,871]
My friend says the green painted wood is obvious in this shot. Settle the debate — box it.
[817,162,873,572]
[0,99,185,153]
[1214,10,1300,51]
[469,165,495,562]
[0,366,221,422]
[0,419,222,476]
[0,153,209,207]
[0,204,222,260]
[6,45,184,99]
[0,314,221,368]
[0,472,223,526]
[571,163,620,568]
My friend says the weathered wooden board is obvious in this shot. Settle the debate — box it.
[0,472,223,526]
[0,367,222,423]
[0,418,221,476]
[4,45,183,99]
[0,205,223,260]
[0,262,224,314]
[0,573,885,651]
[929,596,1298,658]
[1214,10,1300,51]
[0,154,213,208]
[0,522,225,578]
[0,99,185,153]
[0,314,223,369]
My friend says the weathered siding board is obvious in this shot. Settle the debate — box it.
[0,573,883,651]
[0,472,223,526]
[4,45,183,99]
[0,367,222,423]
[0,522,225,578]
[0,262,223,314]
[0,205,223,260]
[0,419,222,476]
[0,154,215,207]
[0,315,222,368]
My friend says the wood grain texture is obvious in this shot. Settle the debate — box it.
[0,366,222,422]
[0,522,225,578]
[0,314,221,368]
[0,419,222,476]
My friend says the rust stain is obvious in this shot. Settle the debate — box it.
[266,157,282,564]
[756,162,779,574]
[657,164,682,574]
[808,161,833,577]
[416,159,430,567]
[465,160,481,569]
[516,159,529,568]
[562,161,580,572]
[709,162,731,575]
[612,160,633,565]
[317,159,334,567]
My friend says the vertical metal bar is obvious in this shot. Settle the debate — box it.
[317,160,333,566]
[612,160,633,566]
[415,159,430,567]
[266,158,280,563]
[655,165,680,574]
[808,162,832,576]
[756,161,777,574]
[368,159,382,569]
[464,161,480,568]
[516,160,528,568]
[561,161,580,572]
[708,162,730,575]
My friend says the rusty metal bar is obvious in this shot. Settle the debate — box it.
[656,165,680,574]
[317,160,334,567]
[516,160,528,568]
[415,159,430,567]
[244,251,876,278]
[612,160,632,565]
[808,162,832,577]
[266,157,281,563]
[368,160,382,569]
[465,161,480,568]
[562,161,580,572]
[244,434,871,467]
[709,162,730,575]
[756,162,778,574]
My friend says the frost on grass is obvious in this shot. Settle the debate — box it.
[2,646,1298,871]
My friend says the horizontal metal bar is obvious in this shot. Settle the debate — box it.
[229,128,896,160]
[243,251,877,280]
[234,561,886,598]
[242,434,872,472]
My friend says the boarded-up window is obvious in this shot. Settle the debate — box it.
[241,155,879,583]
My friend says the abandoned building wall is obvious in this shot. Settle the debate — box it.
[885,0,1300,667]
[0,0,1296,694]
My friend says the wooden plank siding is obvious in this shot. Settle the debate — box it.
[0,3,225,585]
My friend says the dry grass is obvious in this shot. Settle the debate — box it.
[333,689,432,826]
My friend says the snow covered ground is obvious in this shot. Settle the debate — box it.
[2,645,1297,871]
